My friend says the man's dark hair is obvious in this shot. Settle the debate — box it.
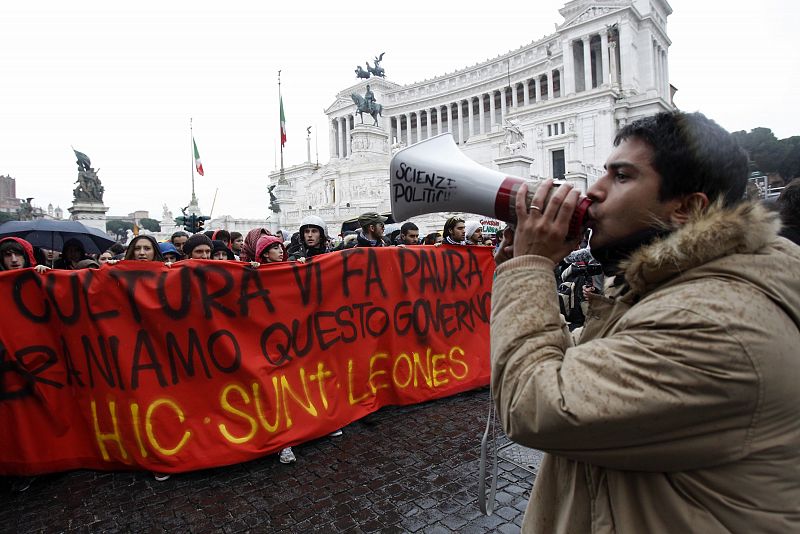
[777,178,800,245]
[171,231,189,243]
[230,231,242,242]
[442,217,464,239]
[423,232,441,245]
[614,111,748,206]
[400,222,418,235]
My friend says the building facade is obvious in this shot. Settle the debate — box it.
[269,0,674,236]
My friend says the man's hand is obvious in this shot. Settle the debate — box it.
[513,180,582,264]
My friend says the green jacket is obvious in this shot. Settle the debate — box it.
[491,202,800,533]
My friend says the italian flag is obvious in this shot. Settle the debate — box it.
[193,137,204,176]
[280,96,287,148]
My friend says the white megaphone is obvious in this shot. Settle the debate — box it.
[389,133,591,239]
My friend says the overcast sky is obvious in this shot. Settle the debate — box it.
[1,0,797,220]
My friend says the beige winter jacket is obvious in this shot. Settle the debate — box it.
[491,202,800,533]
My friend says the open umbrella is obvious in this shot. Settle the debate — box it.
[0,219,117,254]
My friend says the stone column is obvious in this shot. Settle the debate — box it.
[330,119,337,158]
[338,118,345,158]
[489,91,496,129]
[600,31,610,86]
[562,39,576,95]
[662,48,670,98]
[396,114,403,145]
[478,94,485,134]
[457,101,464,144]
[511,84,519,108]
[609,41,619,88]
[411,112,418,144]
[535,76,542,102]
[405,113,412,145]
[653,42,661,91]
[582,35,592,90]
[344,116,352,157]
[557,68,563,98]
[467,97,475,138]
[445,104,452,134]
[523,80,530,106]
[547,70,554,100]
[619,21,634,88]
[500,88,507,122]
[426,109,433,139]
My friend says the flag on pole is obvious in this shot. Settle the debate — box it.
[193,137,204,176]
[280,96,287,148]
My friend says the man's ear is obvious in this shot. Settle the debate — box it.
[669,192,709,225]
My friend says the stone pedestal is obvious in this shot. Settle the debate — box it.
[494,154,535,179]
[68,201,109,232]
[350,124,390,157]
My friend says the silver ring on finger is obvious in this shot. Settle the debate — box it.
[530,204,543,213]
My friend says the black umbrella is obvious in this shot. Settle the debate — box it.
[0,219,117,254]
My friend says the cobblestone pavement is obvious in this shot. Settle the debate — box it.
[1,387,539,533]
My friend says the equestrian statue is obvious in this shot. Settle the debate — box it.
[351,84,382,126]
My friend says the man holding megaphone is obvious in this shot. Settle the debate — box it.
[490,111,800,532]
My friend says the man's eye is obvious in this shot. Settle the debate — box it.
[615,173,628,181]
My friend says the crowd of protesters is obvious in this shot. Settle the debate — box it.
[0,210,498,476]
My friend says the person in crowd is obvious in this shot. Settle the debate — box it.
[255,234,287,265]
[203,230,215,240]
[212,230,231,248]
[482,237,495,247]
[776,177,800,245]
[554,245,603,330]
[397,222,420,245]
[464,220,483,245]
[230,231,244,258]
[287,216,331,260]
[239,228,271,262]
[158,242,183,264]
[250,233,298,464]
[442,217,466,245]
[0,237,49,273]
[170,231,189,254]
[182,233,213,260]
[97,251,114,264]
[53,238,90,269]
[423,232,443,245]
[107,242,126,260]
[40,248,60,267]
[341,234,358,249]
[123,235,164,262]
[491,111,800,532]
[211,240,235,260]
[355,212,387,247]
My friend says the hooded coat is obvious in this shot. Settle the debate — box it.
[491,202,800,533]
[53,238,88,269]
[0,237,37,270]
[240,228,270,262]
[255,235,287,264]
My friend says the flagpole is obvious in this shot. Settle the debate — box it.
[209,187,219,218]
[278,70,286,184]
[190,117,197,207]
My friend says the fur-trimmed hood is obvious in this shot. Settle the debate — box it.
[620,200,800,324]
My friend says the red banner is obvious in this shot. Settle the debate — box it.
[0,246,493,475]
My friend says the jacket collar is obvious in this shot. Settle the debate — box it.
[620,201,781,297]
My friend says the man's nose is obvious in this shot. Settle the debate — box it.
[586,175,607,202]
